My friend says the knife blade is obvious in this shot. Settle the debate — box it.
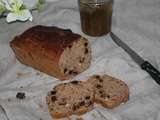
[110,32,160,85]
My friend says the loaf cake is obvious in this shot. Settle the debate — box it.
[46,81,94,118]
[86,75,129,108]
[10,25,91,80]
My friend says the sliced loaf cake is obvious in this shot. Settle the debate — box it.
[10,25,91,80]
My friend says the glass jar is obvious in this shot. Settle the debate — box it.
[78,0,113,36]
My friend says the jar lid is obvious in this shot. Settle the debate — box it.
[79,0,112,4]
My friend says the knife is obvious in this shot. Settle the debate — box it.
[110,32,160,85]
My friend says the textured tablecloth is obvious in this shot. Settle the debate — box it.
[0,0,160,120]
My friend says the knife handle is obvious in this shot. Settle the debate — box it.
[141,61,160,85]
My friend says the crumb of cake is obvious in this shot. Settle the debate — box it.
[16,72,30,78]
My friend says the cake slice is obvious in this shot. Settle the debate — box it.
[86,75,129,108]
[46,81,94,118]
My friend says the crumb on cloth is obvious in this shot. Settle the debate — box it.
[16,72,30,78]
[16,92,26,99]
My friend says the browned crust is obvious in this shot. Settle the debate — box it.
[10,25,81,64]
[75,105,93,115]
[48,105,93,119]
[48,109,73,119]
[11,46,69,80]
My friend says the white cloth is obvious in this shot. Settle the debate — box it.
[0,0,160,120]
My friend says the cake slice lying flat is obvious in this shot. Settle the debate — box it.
[46,81,94,118]
[86,75,129,108]
[46,75,129,118]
